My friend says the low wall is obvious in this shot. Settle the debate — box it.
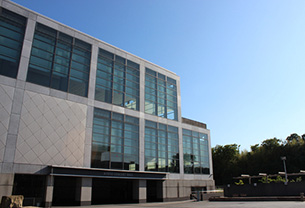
[225,182,305,197]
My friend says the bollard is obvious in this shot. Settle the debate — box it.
[300,193,304,201]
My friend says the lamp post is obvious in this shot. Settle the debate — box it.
[281,156,288,185]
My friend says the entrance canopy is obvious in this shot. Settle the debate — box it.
[48,165,167,180]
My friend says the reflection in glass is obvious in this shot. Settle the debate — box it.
[183,129,210,174]
[145,121,179,173]
[95,49,139,110]
[91,108,139,171]
[145,68,178,120]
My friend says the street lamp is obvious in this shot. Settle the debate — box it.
[281,156,288,185]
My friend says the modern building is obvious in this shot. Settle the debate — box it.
[0,0,214,207]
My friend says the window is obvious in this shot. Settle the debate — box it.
[145,68,178,120]
[27,23,91,97]
[91,108,139,171]
[0,8,26,78]
[145,120,179,173]
[183,129,209,174]
[95,49,140,111]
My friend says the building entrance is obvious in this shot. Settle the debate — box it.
[92,178,135,204]
[52,176,78,206]
[12,174,46,207]
[147,180,163,202]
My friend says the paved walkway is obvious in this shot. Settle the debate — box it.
[45,200,305,208]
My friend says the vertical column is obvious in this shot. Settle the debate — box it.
[76,178,92,206]
[176,77,182,123]
[84,106,94,168]
[139,117,145,172]
[3,14,37,173]
[83,44,98,168]
[139,61,145,113]
[133,180,146,203]
[178,126,184,176]
[44,176,54,208]
[139,179,147,203]
[87,44,98,103]
[207,131,215,189]
[139,62,146,172]
[0,174,14,199]
[17,14,36,81]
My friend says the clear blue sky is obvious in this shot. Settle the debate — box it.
[11,0,305,151]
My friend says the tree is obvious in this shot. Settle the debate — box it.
[286,133,302,144]
[250,144,259,152]
[212,144,240,185]
[212,133,305,186]
[261,138,282,149]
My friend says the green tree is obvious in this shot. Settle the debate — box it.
[212,144,240,185]
[250,144,259,152]
[212,133,305,186]
[286,133,302,144]
[261,138,282,149]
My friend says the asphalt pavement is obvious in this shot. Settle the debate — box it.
[45,200,305,208]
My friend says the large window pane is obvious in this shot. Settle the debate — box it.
[126,73,139,82]
[27,23,91,97]
[114,67,124,77]
[31,48,53,61]
[183,129,210,175]
[113,82,124,92]
[145,121,179,173]
[53,64,69,75]
[145,67,178,120]
[30,56,52,70]
[95,49,139,111]
[33,39,54,52]
[96,77,112,88]
[27,66,50,87]
[95,85,112,103]
[92,133,109,144]
[0,26,23,41]
[71,61,88,73]
[68,77,88,97]
[92,108,139,170]
[51,71,68,91]
[70,68,89,80]
[71,53,90,65]
[54,55,69,67]
[113,90,124,106]
[125,94,138,110]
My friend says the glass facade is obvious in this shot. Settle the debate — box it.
[95,49,139,111]
[145,68,178,120]
[91,108,139,171]
[183,129,210,174]
[0,8,26,78]
[0,4,212,177]
[145,120,179,173]
[27,23,91,97]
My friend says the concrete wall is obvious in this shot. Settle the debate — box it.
[0,174,14,199]
[163,179,215,201]
[15,90,87,167]
[0,84,14,163]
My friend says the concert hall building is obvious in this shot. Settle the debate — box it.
[0,0,214,206]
